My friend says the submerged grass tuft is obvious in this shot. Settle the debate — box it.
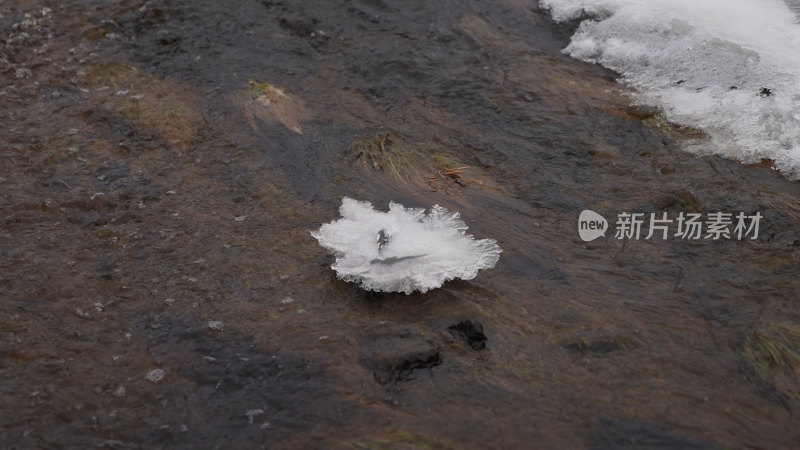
[352,133,421,182]
[643,112,707,141]
[247,79,285,107]
[764,192,800,223]
[248,79,276,96]
[351,134,486,194]
[244,78,304,134]
[745,330,800,372]
[743,324,800,399]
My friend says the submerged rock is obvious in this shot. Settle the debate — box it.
[448,320,488,350]
[311,198,501,294]
[359,324,441,384]
[588,420,717,450]
[145,368,165,383]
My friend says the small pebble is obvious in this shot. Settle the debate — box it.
[245,409,264,424]
[112,386,126,398]
[145,369,165,383]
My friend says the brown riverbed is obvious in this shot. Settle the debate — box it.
[2,1,800,448]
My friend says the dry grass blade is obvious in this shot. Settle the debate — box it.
[427,166,471,195]
[427,154,485,195]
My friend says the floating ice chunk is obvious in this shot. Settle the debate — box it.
[311,198,501,294]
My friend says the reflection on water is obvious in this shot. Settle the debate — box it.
[1,0,800,448]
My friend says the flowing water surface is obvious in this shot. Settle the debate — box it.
[2,1,800,448]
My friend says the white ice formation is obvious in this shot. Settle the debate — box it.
[311,198,501,294]
[541,0,800,178]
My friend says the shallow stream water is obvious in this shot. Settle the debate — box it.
[2,1,800,448]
